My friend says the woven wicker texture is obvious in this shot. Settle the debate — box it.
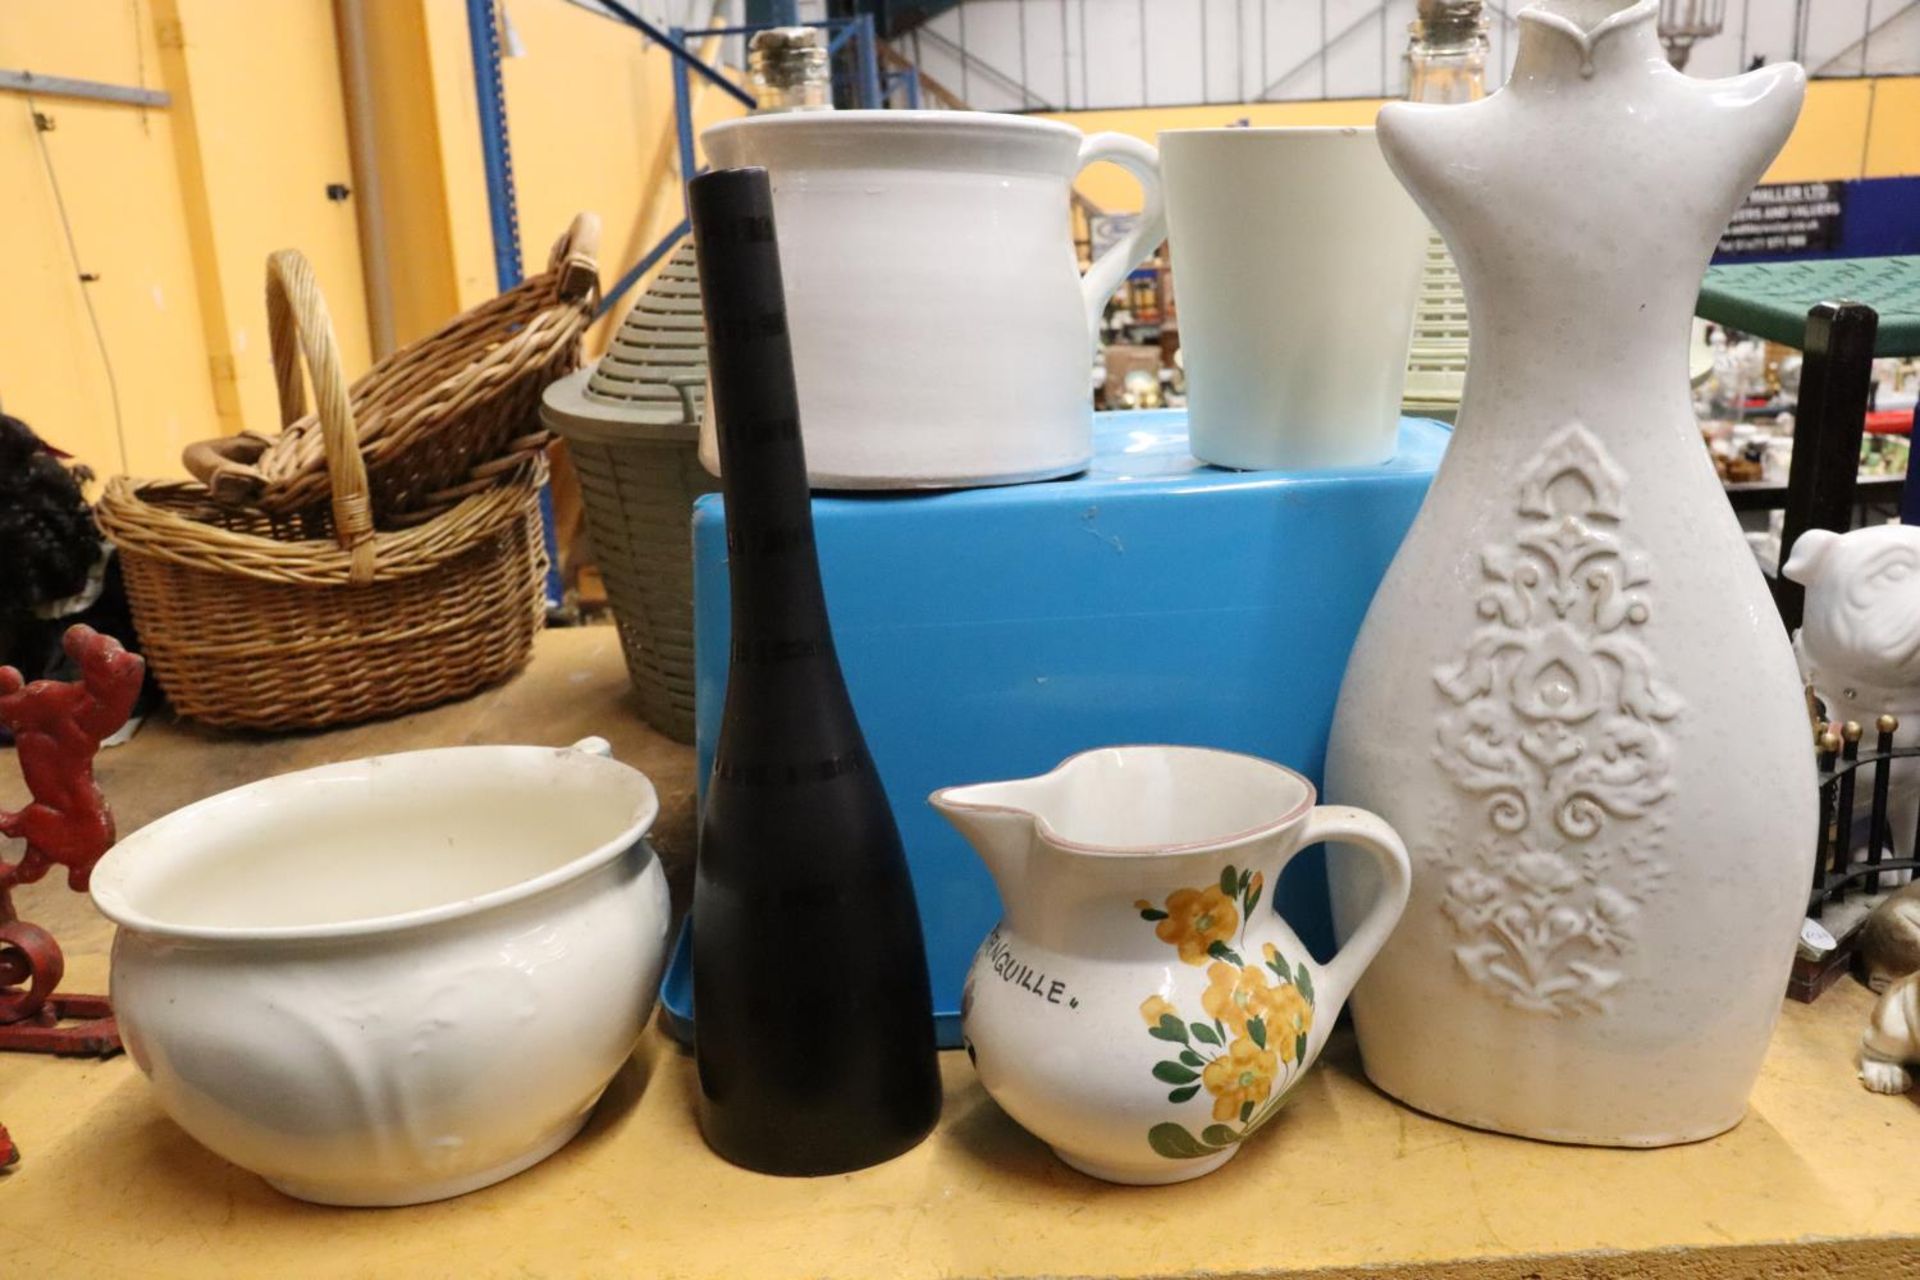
[183,215,601,517]
[1698,255,1920,357]
[97,247,557,731]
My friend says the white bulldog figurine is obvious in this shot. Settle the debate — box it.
[1784,525,1920,874]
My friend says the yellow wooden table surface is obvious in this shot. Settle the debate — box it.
[5,629,1920,1279]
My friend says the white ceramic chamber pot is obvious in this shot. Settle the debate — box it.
[700,110,1166,488]
[1158,126,1429,471]
[932,746,1411,1185]
[89,738,672,1207]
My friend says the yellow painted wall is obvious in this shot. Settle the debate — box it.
[506,2,746,351]
[341,0,742,580]
[376,0,745,355]
[1768,78,1875,183]
[0,0,220,476]
[0,0,371,477]
[417,0,503,317]
[155,0,372,440]
[1045,75,1920,213]
[353,0,465,348]
[1863,77,1920,178]
[500,0,709,347]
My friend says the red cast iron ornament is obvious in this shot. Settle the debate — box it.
[0,625,143,1058]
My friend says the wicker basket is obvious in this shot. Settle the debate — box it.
[97,250,550,731]
[182,215,599,520]
[542,243,717,742]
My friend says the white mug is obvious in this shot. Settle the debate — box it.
[1159,126,1429,471]
[702,110,1165,489]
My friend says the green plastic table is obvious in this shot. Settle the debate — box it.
[1696,256,1920,628]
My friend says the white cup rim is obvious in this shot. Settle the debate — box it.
[705,108,1082,143]
[1160,124,1375,138]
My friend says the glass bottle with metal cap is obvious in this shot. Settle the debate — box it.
[748,26,832,113]
[1407,0,1491,105]
[1401,1,1490,422]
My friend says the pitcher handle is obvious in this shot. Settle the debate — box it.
[1073,133,1166,342]
[1300,805,1411,1017]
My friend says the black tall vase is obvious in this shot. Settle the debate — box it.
[687,167,941,1175]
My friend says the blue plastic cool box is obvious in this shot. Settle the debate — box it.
[661,409,1447,1047]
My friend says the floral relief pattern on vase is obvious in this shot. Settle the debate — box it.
[1432,423,1682,1016]
[1133,866,1315,1160]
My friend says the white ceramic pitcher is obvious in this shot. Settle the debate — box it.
[932,746,1410,1185]
[701,110,1165,489]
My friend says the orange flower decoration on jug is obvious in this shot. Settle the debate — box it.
[1135,863,1315,1161]
[1151,886,1239,965]
[1270,985,1311,1061]
[1203,1035,1280,1122]
[1201,961,1288,1039]
[1138,994,1176,1027]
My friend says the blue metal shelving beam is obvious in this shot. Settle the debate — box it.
[683,21,853,37]
[464,0,562,608]
[671,24,701,217]
[463,0,522,292]
[885,65,922,109]
[854,13,883,109]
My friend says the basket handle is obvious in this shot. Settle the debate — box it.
[549,212,601,304]
[266,249,377,585]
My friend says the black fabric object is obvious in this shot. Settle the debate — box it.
[688,167,941,1175]
[0,411,100,624]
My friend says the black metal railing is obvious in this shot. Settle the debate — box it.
[1813,713,1920,916]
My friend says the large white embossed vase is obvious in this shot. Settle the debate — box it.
[1326,0,1812,1146]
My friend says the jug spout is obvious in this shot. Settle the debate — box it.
[929,779,1045,888]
